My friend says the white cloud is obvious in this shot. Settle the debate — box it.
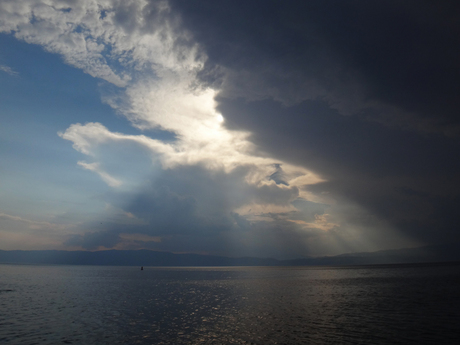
[58,122,173,157]
[1,0,348,251]
[0,212,68,231]
[0,0,201,86]
[1,0,320,186]
[77,161,123,187]
[0,64,18,76]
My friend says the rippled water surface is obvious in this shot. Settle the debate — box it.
[1,263,460,344]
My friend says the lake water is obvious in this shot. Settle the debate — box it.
[1,263,460,344]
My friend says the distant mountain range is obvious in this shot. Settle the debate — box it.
[1,244,459,266]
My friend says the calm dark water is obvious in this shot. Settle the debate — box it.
[1,263,460,344]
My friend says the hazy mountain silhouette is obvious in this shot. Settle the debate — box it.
[1,244,459,266]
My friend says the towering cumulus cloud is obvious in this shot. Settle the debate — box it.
[2,0,457,258]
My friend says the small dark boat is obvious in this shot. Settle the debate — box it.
[141,266,144,270]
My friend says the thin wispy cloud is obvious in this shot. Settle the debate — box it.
[0,64,18,76]
[77,161,123,188]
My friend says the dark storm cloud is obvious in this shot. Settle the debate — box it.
[219,99,460,178]
[171,0,460,133]
[168,0,460,245]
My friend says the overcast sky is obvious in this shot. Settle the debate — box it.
[1,0,459,259]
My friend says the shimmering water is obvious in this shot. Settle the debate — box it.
[1,263,460,344]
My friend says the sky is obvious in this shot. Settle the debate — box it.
[1,0,459,259]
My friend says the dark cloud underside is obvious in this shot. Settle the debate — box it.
[170,0,460,245]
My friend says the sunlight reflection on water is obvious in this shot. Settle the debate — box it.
[1,264,460,344]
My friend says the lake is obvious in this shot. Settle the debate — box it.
[1,263,460,344]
